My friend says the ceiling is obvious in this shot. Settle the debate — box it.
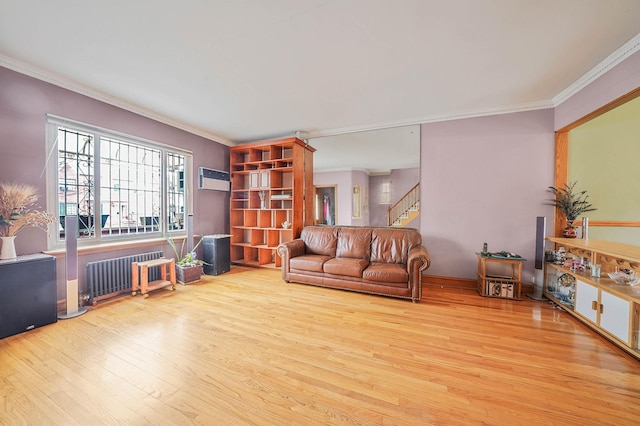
[1,1,640,145]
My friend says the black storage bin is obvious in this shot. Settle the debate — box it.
[203,234,231,276]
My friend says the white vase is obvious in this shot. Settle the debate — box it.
[0,236,17,260]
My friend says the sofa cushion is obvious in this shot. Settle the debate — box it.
[323,258,369,278]
[336,227,372,259]
[301,226,338,256]
[371,228,422,264]
[362,262,408,283]
[290,255,332,273]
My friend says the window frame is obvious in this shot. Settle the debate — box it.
[379,181,392,205]
[45,115,193,250]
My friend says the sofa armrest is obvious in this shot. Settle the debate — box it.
[408,245,431,302]
[277,239,306,281]
[408,245,431,273]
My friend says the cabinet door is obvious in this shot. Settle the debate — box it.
[575,279,598,324]
[544,266,561,294]
[250,171,270,189]
[249,171,260,189]
[600,290,631,345]
[259,170,270,189]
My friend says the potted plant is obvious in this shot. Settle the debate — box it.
[0,182,56,259]
[547,181,597,238]
[166,235,205,283]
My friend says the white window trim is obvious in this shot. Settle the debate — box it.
[45,114,193,250]
[380,181,392,205]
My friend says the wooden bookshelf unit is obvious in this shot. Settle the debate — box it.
[229,137,314,268]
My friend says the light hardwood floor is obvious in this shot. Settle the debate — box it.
[1,267,639,425]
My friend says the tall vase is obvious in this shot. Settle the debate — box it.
[0,236,17,260]
[562,219,577,238]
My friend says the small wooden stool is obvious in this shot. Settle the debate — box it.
[132,257,177,298]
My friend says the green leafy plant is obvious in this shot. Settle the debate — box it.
[166,235,206,266]
[546,181,597,221]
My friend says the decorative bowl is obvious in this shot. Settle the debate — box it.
[607,271,639,286]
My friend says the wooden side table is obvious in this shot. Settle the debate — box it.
[132,257,177,298]
[476,254,524,300]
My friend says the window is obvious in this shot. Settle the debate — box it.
[46,116,192,248]
[380,181,392,205]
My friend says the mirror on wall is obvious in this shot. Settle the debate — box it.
[314,185,337,225]
[309,125,420,228]
[567,94,640,245]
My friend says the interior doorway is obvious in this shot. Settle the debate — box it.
[314,185,337,225]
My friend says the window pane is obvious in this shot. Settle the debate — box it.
[380,181,392,205]
[57,128,95,239]
[100,137,162,236]
[167,153,185,231]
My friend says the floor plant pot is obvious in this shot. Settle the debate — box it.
[176,264,203,284]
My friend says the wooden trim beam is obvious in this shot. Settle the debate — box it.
[553,131,569,237]
[589,221,640,227]
[423,274,476,289]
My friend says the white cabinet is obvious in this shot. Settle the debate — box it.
[544,237,640,359]
[574,279,633,346]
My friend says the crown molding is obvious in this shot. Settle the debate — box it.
[303,100,553,139]
[0,54,233,146]
[4,29,639,145]
[295,35,640,140]
[552,32,640,107]
[314,166,387,175]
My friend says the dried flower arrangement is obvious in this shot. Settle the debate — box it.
[0,182,56,237]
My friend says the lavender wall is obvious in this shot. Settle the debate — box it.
[420,45,640,283]
[314,170,371,225]
[314,171,350,225]
[555,49,640,129]
[4,42,639,295]
[351,170,370,226]
[369,168,420,227]
[0,66,229,298]
[420,109,556,282]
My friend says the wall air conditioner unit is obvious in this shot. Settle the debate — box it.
[198,167,230,191]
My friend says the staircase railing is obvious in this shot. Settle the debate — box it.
[387,183,420,226]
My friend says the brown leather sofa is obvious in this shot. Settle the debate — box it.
[277,226,430,302]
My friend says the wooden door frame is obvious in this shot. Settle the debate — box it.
[553,86,640,237]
